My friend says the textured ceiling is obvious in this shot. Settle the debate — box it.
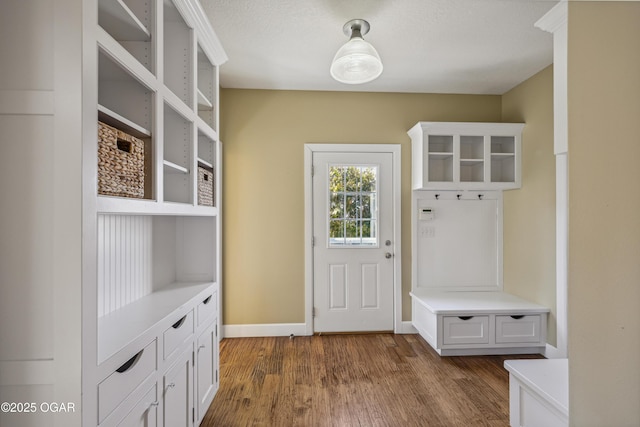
[202,0,558,95]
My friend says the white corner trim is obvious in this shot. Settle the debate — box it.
[223,323,309,338]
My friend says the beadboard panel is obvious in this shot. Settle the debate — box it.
[97,215,152,317]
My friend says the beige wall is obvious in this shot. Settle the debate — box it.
[501,66,556,346]
[220,90,503,324]
[567,2,640,425]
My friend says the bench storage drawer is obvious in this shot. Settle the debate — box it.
[442,315,489,345]
[496,315,541,344]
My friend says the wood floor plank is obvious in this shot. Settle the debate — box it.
[202,334,543,426]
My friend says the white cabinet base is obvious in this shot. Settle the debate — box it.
[411,290,549,356]
[504,359,568,427]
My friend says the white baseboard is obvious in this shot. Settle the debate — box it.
[223,323,309,338]
[397,321,418,334]
[223,322,418,338]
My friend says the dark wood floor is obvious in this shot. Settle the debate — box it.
[202,334,542,427]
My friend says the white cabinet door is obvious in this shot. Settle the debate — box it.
[196,321,218,421]
[163,348,193,427]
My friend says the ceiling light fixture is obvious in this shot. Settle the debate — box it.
[330,19,383,85]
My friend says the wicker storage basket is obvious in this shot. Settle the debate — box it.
[98,121,145,198]
[198,165,214,206]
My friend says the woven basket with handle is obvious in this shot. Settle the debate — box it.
[98,121,145,198]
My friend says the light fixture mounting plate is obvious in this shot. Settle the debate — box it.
[343,19,370,37]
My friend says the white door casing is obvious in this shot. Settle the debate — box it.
[304,144,401,334]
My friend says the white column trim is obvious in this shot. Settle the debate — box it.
[535,2,569,359]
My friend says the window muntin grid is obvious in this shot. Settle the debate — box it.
[328,165,378,247]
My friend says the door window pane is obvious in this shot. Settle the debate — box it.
[328,165,378,247]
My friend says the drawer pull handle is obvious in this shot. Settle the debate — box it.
[149,401,159,408]
[458,316,473,321]
[510,315,525,320]
[172,315,187,329]
[198,344,206,350]
[116,350,143,373]
[203,295,212,304]
[167,383,176,389]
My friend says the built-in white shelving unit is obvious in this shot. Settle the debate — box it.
[2,0,225,426]
[92,0,227,424]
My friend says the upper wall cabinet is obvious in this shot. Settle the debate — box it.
[408,122,525,190]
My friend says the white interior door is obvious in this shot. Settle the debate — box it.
[312,151,395,333]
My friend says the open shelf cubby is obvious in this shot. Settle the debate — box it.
[164,0,192,106]
[98,50,153,135]
[460,160,484,182]
[98,0,153,72]
[428,135,453,154]
[163,103,192,204]
[491,136,516,183]
[460,135,484,159]
[197,44,216,130]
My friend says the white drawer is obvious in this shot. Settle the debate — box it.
[117,383,158,427]
[163,310,194,360]
[99,341,157,423]
[496,314,541,343]
[442,315,489,345]
[197,292,217,327]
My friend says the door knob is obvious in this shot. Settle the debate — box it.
[385,252,392,259]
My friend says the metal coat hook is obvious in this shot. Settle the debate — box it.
[457,194,461,200]
[478,194,484,200]
[435,194,440,200]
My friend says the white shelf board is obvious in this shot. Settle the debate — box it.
[428,153,454,160]
[97,195,218,216]
[163,160,189,174]
[491,153,516,157]
[98,104,151,138]
[162,87,194,124]
[460,159,484,165]
[97,27,157,90]
[195,116,218,140]
[197,89,213,110]
[99,0,150,42]
[197,158,213,169]
[98,282,214,363]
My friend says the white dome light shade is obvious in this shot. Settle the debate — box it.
[330,19,383,85]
